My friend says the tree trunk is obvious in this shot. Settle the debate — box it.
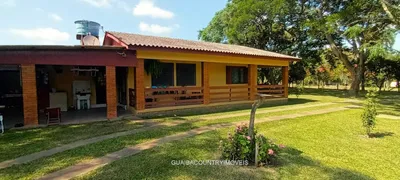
[398,79,399,92]
[361,74,365,91]
[379,81,384,92]
[248,97,264,138]
[248,102,258,138]
[325,34,361,96]
[350,70,360,96]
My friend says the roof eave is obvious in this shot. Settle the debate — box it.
[129,45,300,62]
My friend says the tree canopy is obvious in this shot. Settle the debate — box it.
[199,0,400,95]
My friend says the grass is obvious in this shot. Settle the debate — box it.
[0,123,195,180]
[0,103,346,180]
[0,119,149,162]
[0,88,398,179]
[79,109,400,180]
[138,92,348,119]
[0,92,350,163]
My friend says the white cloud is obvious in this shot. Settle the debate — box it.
[48,13,63,22]
[0,0,16,7]
[9,28,70,43]
[139,22,179,34]
[80,0,112,7]
[133,0,174,19]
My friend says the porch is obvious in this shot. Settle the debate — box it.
[2,107,131,129]
[0,45,137,128]
[129,59,289,112]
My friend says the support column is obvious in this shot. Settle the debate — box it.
[282,66,289,98]
[106,66,117,119]
[21,64,38,126]
[202,62,210,105]
[135,59,145,110]
[248,64,257,100]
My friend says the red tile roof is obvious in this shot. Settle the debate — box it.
[107,31,300,60]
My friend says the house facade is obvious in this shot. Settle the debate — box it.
[0,31,299,128]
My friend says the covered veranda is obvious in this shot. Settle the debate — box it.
[129,48,291,112]
[103,31,298,113]
[0,45,137,128]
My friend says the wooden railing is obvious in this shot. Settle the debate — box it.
[210,85,250,103]
[144,87,204,108]
[257,85,285,98]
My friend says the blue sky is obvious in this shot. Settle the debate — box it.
[0,0,226,45]
[0,0,399,50]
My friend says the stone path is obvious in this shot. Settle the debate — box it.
[39,106,356,180]
[198,102,336,120]
[377,114,400,120]
[0,120,185,170]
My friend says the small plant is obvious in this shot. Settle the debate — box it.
[219,123,284,166]
[361,89,378,137]
[255,134,282,165]
[293,83,304,98]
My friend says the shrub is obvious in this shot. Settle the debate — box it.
[219,123,284,166]
[294,83,304,98]
[361,89,378,137]
[256,134,282,165]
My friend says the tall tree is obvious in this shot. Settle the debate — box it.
[304,0,397,95]
[199,0,324,88]
[200,0,399,96]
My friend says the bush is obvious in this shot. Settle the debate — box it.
[361,89,378,137]
[294,83,304,98]
[219,123,284,166]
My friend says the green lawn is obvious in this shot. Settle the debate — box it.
[0,103,346,180]
[0,88,398,179]
[0,119,148,162]
[0,92,350,163]
[80,109,400,180]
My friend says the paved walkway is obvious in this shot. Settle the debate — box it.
[198,102,336,120]
[40,106,356,180]
[377,114,400,120]
[0,120,185,170]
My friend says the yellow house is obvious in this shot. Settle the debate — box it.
[104,31,300,113]
[0,31,299,127]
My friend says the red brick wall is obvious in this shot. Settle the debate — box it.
[135,59,145,110]
[106,66,117,119]
[21,64,38,126]
[202,62,210,104]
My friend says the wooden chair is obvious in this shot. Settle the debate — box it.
[45,107,61,125]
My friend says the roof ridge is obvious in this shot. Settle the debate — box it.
[107,31,264,51]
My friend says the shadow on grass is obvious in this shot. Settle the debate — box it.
[0,119,146,162]
[0,122,199,180]
[368,132,394,138]
[276,147,373,180]
[139,98,316,119]
[301,88,354,98]
[85,131,373,180]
